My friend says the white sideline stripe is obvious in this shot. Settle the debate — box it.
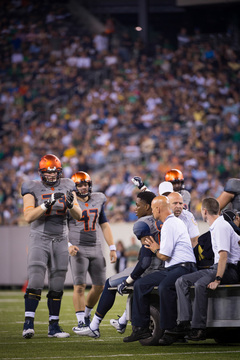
[1,351,240,359]
[15,322,113,327]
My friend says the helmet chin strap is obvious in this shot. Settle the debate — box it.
[41,173,60,186]
[76,190,89,199]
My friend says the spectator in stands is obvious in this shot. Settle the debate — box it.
[0,0,240,226]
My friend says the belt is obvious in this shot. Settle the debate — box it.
[167,262,197,271]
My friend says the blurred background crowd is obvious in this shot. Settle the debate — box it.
[0,0,240,225]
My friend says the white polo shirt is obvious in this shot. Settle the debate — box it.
[179,209,200,239]
[159,214,196,268]
[209,215,240,265]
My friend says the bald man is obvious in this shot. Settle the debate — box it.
[168,192,199,248]
[123,196,196,345]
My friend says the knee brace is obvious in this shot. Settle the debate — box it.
[47,290,63,300]
[24,288,42,301]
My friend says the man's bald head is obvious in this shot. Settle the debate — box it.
[151,195,171,222]
[168,191,184,217]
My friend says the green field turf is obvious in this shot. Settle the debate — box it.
[1,289,240,360]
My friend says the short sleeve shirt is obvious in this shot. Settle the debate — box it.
[160,214,196,268]
[209,215,240,264]
[179,209,200,239]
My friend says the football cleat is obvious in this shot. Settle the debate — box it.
[72,321,87,334]
[48,322,70,338]
[22,318,34,339]
[74,325,100,338]
[110,318,127,334]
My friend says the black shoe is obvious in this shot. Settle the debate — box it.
[158,333,178,346]
[123,327,151,343]
[185,328,206,341]
[165,321,191,336]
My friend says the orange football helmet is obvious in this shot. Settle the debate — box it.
[38,154,62,185]
[165,169,184,190]
[71,171,92,198]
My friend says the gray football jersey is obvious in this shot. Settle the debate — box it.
[21,178,75,236]
[224,178,240,211]
[133,215,164,273]
[68,192,107,246]
[179,189,191,210]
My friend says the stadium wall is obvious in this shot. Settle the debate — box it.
[0,222,209,287]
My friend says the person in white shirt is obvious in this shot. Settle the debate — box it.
[170,197,240,342]
[168,192,199,248]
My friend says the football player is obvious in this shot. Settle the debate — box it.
[165,169,191,209]
[68,171,117,333]
[21,154,82,339]
[74,191,164,338]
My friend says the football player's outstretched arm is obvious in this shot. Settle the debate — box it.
[131,176,149,191]
[100,222,117,263]
[217,191,234,210]
[67,191,82,220]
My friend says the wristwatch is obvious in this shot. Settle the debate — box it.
[154,248,160,254]
[215,276,222,282]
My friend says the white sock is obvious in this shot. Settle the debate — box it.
[76,311,85,323]
[90,314,102,331]
[119,309,127,325]
[85,306,92,318]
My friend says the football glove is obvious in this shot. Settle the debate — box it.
[117,280,128,296]
[42,192,64,210]
[66,190,74,209]
[131,176,145,190]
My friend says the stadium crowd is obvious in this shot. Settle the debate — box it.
[0,0,240,225]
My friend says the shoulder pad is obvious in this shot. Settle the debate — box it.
[21,180,38,196]
[61,178,75,190]
[224,178,240,194]
[180,189,191,205]
[92,192,107,203]
[133,219,151,240]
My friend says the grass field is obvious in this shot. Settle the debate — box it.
[1,289,240,360]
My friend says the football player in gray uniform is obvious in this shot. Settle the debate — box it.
[21,154,82,339]
[68,171,117,332]
[217,178,240,212]
[165,169,191,210]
